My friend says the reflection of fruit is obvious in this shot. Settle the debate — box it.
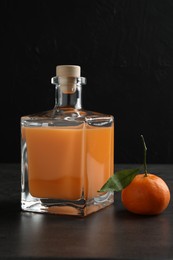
[121,173,170,215]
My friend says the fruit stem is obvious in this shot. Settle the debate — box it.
[141,135,148,177]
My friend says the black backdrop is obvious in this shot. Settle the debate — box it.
[1,0,173,164]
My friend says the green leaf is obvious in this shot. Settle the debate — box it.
[98,168,140,192]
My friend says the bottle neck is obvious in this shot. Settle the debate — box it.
[51,76,86,111]
[55,85,82,110]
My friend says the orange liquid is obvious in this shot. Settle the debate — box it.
[23,125,114,200]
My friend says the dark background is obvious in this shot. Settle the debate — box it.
[1,0,173,164]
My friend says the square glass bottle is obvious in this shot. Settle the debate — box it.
[21,65,114,216]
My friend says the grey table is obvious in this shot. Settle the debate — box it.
[0,164,173,259]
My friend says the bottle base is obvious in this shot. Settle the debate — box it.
[21,192,114,216]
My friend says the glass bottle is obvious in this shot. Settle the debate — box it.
[21,65,114,216]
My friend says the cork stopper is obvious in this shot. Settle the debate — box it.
[56,65,81,78]
[56,65,81,94]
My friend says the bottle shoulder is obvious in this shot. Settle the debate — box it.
[21,108,114,127]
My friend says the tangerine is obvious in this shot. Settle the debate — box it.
[121,173,170,215]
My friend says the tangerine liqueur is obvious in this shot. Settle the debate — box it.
[21,65,114,216]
